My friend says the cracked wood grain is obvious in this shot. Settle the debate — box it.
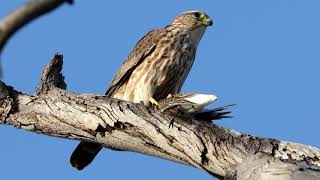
[225,152,320,180]
[0,81,319,178]
[36,54,66,94]
[1,54,320,179]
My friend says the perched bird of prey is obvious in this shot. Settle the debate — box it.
[157,93,233,127]
[70,10,213,170]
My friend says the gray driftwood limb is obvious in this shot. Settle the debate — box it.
[0,0,73,54]
[0,55,319,179]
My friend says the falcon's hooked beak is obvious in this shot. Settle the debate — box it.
[200,13,213,26]
[205,19,213,26]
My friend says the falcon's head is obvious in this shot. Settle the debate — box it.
[172,10,213,29]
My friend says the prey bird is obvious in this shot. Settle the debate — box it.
[70,10,213,170]
[157,93,234,127]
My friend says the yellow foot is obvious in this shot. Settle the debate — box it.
[166,94,172,98]
[149,97,159,107]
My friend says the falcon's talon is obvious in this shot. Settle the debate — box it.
[149,97,159,108]
[166,94,173,98]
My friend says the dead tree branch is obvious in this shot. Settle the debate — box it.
[225,152,320,180]
[0,54,319,179]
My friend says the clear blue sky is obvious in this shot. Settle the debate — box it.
[1,1,320,179]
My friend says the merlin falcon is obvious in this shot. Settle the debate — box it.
[70,10,213,170]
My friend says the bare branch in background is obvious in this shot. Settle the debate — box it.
[0,0,72,53]
[0,0,73,76]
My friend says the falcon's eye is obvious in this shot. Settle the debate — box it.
[192,12,201,18]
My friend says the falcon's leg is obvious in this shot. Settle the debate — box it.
[169,118,175,128]
[166,94,172,98]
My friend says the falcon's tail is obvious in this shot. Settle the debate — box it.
[70,142,103,170]
[194,104,235,122]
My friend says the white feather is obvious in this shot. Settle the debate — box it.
[185,94,218,107]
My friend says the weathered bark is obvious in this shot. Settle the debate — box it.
[225,152,320,180]
[0,54,319,179]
